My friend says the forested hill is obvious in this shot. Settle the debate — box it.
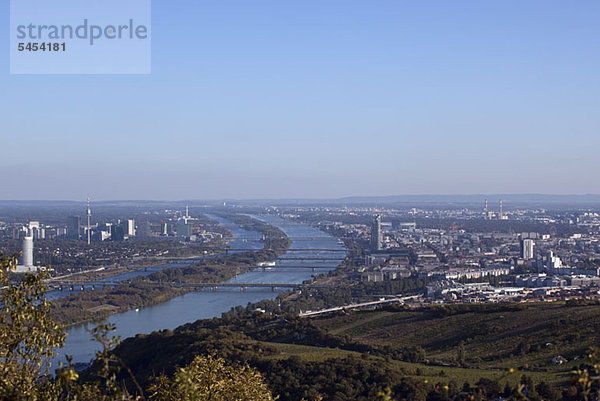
[105,301,600,400]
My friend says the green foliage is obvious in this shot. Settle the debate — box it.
[568,347,600,401]
[0,252,65,401]
[148,354,274,401]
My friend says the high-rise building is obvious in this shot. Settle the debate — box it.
[177,206,193,237]
[21,236,33,267]
[121,219,136,237]
[547,250,562,269]
[67,216,81,239]
[177,219,192,237]
[137,220,151,237]
[111,225,125,241]
[521,238,535,260]
[371,215,382,251]
[160,221,168,236]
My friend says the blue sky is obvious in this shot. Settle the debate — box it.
[1,0,599,200]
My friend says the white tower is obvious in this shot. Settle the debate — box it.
[87,196,91,245]
[22,236,33,267]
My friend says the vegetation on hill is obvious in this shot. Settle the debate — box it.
[108,304,600,400]
[313,302,600,373]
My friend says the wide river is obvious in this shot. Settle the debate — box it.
[54,214,346,366]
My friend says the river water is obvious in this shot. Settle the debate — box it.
[53,214,346,366]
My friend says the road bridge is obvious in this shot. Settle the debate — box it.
[213,248,346,253]
[48,281,331,292]
[298,296,422,317]
[278,257,343,261]
[255,265,337,271]
[233,236,337,240]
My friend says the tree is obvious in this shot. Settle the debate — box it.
[570,347,600,401]
[0,252,65,401]
[148,354,275,401]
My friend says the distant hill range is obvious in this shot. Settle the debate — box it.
[231,194,600,208]
[1,194,600,208]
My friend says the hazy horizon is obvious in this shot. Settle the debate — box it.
[2,193,600,204]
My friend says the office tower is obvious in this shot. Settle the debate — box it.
[177,219,192,237]
[67,216,81,239]
[161,221,168,236]
[137,220,151,237]
[498,200,503,220]
[111,225,125,241]
[521,238,535,260]
[484,199,488,219]
[177,206,193,237]
[21,236,33,267]
[121,219,136,237]
[371,215,382,251]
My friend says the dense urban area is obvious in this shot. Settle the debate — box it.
[4,198,600,305]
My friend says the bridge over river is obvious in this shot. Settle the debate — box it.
[48,280,331,292]
[213,248,346,253]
